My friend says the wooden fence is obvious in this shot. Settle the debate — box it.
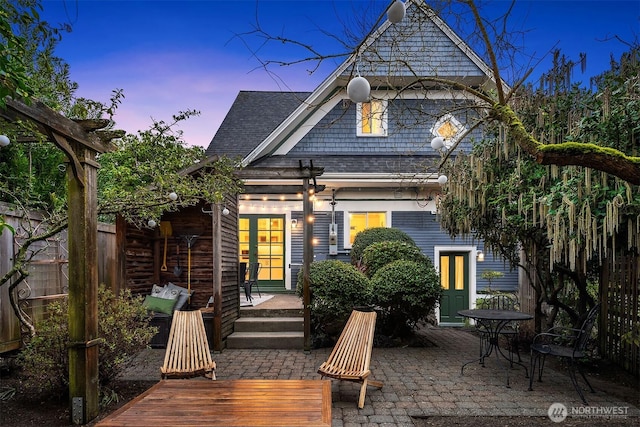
[601,252,640,376]
[0,203,116,353]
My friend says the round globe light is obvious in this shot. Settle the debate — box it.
[222,207,230,216]
[0,135,10,147]
[437,175,448,185]
[147,219,157,228]
[169,192,178,201]
[347,76,370,103]
[430,136,444,150]
[387,0,406,24]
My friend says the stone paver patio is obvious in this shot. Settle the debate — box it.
[121,326,639,426]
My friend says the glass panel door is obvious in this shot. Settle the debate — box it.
[439,252,469,324]
[238,214,285,291]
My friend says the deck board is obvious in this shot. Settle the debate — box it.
[96,379,332,427]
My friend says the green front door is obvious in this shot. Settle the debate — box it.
[439,252,469,324]
[238,215,286,292]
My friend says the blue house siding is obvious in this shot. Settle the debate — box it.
[290,99,480,156]
[291,209,517,293]
[392,211,518,293]
[352,3,485,79]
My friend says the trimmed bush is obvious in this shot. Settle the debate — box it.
[296,260,371,346]
[350,227,415,266]
[17,285,157,397]
[370,259,442,338]
[361,240,427,278]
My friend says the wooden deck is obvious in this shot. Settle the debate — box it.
[96,379,332,427]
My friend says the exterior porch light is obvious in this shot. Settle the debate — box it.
[477,250,485,262]
[437,174,448,185]
[291,219,298,229]
[0,135,10,147]
[222,207,230,216]
[387,1,406,24]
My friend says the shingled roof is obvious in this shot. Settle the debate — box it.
[205,91,310,159]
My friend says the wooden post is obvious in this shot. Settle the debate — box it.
[211,203,223,352]
[3,100,114,426]
[64,139,100,424]
[303,178,313,351]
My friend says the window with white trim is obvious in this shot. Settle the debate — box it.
[348,212,387,245]
[357,100,387,136]
[430,113,466,148]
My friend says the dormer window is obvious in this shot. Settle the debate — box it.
[357,99,387,136]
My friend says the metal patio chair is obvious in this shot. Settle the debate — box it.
[476,292,521,364]
[528,303,600,404]
[243,262,261,302]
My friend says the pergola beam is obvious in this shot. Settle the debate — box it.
[1,98,113,425]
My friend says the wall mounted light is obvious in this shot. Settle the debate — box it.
[291,219,298,229]
[477,250,485,262]
[222,207,230,216]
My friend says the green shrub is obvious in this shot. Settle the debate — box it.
[361,241,427,278]
[370,259,442,338]
[18,285,157,397]
[350,227,415,266]
[296,260,371,346]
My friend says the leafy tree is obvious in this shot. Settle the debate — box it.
[439,48,640,329]
[0,0,244,336]
[97,110,244,228]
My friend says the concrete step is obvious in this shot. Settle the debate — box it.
[226,331,304,349]
[234,317,304,333]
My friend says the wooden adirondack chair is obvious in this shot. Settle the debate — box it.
[317,310,383,408]
[161,310,216,380]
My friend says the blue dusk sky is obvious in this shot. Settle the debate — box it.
[39,0,639,148]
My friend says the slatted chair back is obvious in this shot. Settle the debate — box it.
[161,310,216,380]
[318,310,383,408]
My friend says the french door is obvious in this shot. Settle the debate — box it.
[439,252,469,324]
[238,215,285,292]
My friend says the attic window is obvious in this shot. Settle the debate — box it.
[357,100,387,137]
[430,113,465,149]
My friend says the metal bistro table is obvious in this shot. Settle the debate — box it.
[458,309,533,387]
